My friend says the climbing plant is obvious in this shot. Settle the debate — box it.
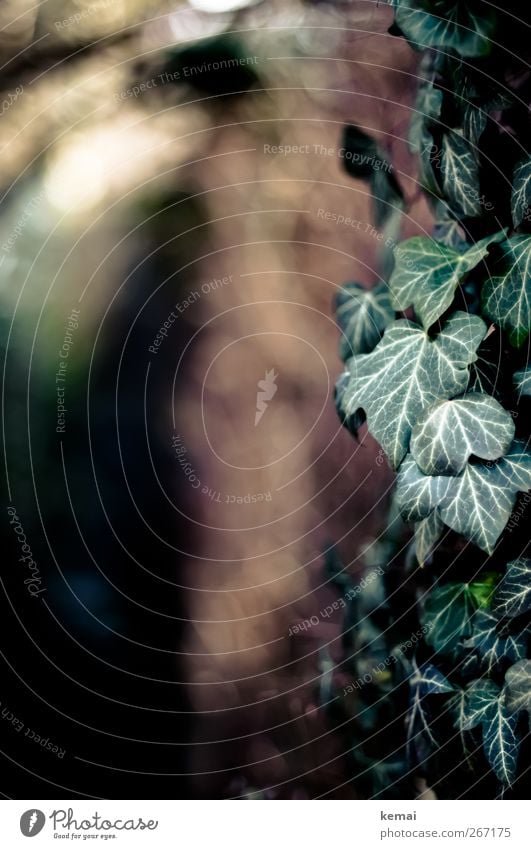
[329,0,531,799]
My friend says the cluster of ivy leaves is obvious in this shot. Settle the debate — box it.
[328,0,531,798]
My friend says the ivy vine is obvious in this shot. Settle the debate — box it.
[328,0,531,798]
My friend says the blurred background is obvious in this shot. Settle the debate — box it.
[0,0,428,798]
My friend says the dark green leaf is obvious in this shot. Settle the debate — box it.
[420,581,494,655]
[505,660,531,714]
[441,131,481,218]
[466,609,527,673]
[337,312,486,469]
[494,559,531,619]
[513,367,531,398]
[482,693,521,785]
[371,166,404,229]
[394,0,496,57]
[460,679,500,730]
[482,236,531,348]
[396,441,531,553]
[410,392,514,475]
[462,104,488,147]
[390,231,504,330]
[409,76,443,154]
[432,204,467,250]
[414,510,444,565]
[407,659,453,760]
[459,679,521,785]
[511,158,531,229]
[336,282,395,358]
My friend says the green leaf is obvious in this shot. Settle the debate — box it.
[460,679,521,785]
[420,581,494,655]
[511,158,531,229]
[441,131,481,218]
[432,204,467,250]
[460,679,500,730]
[465,610,527,673]
[394,0,497,57]
[407,659,454,760]
[468,351,502,398]
[336,312,486,468]
[396,441,531,553]
[371,166,404,229]
[513,367,531,398]
[505,660,531,714]
[482,236,531,348]
[462,104,488,148]
[409,77,443,153]
[336,282,395,358]
[410,393,515,475]
[482,693,521,785]
[390,231,504,329]
[414,510,444,565]
[494,559,531,619]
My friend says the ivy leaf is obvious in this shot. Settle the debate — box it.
[482,236,531,348]
[460,679,521,785]
[414,510,444,565]
[465,610,528,673]
[371,166,404,229]
[410,393,515,475]
[411,660,454,696]
[468,351,501,398]
[513,367,531,398]
[511,158,531,229]
[482,694,521,785]
[407,659,454,761]
[432,204,467,250]
[335,371,365,438]
[335,282,395,359]
[505,660,531,715]
[394,0,497,57]
[493,559,531,619]
[409,76,443,154]
[460,679,501,730]
[420,581,494,655]
[441,132,481,218]
[337,312,486,468]
[463,104,488,148]
[396,441,531,553]
[390,232,504,330]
